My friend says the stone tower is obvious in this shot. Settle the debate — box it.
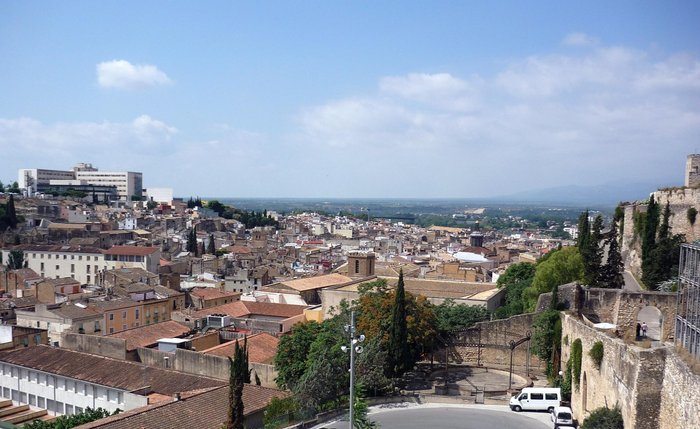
[685,154,700,187]
[347,251,375,277]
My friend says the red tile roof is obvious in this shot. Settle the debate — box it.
[107,320,193,351]
[201,333,279,364]
[74,384,288,429]
[190,287,241,301]
[190,301,307,319]
[102,246,160,256]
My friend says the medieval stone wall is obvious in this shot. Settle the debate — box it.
[621,187,700,277]
[439,313,546,374]
[561,313,666,429]
[658,351,700,429]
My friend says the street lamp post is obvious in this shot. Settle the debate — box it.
[341,310,365,429]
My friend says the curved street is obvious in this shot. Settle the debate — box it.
[314,404,551,429]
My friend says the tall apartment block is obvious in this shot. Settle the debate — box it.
[18,163,143,202]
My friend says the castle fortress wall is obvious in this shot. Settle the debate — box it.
[621,187,700,277]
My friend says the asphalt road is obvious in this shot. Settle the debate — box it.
[623,270,642,291]
[314,405,552,429]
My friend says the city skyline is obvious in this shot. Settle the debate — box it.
[1,1,700,198]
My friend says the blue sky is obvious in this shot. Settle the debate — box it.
[1,1,699,198]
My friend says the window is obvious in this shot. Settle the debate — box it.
[135,309,139,319]
[56,265,59,271]
[71,264,75,273]
[34,334,42,344]
[122,311,127,319]
[86,265,90,273]
[38,396,45,408]
[65,404,74,415]
[76,406,83,414]
[2,387,9,398]
[67,380,75,392]
[71,255,75,260]
[36,321,41,328]
[39,373,46,385]
[40,262,44,271]
[518,393,527,400]
[87,275,91,283]
[109,327,114,334]
[355,259,360,273]
[78,256,82,261]
[545,393,559,400]
[122,324,127,330]
[20,392,27,404]
[86,256,91,261]
[63,255,66,260]
[29,394,36,406]
[530,393,544,400]
[94,321,101,332]
[109,313,114,321]
[30,371,37,382]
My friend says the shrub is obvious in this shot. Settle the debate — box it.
[589,341,604,370]
[581,405,624,429]
[572,339,582,389]
[688,207,698,225]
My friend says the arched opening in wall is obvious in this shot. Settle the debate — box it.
[582,372,588,412]
[636,306,663,341]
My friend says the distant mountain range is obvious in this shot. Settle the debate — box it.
[493,181,669,207]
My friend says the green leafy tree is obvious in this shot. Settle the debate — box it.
[294,317,349,409]
[601,219,624,288]
[523,247,584,311]
[433,299,489,334]
[23,407,119,429]
[530,309,560,363]
[646,202,684,289]
[495,263,536,319]
[274,321,322,390]
[581,405,624,429]
[571,338,583,389]
[386,270,412,378]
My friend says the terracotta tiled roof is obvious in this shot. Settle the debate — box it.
[190,300,307,319]
[278,273,354,291]
[224,245,252,254]
[74,384,288,429]
[201,333,279,364]
[0,346,224,395]
[107,320,193,351]
[190,287,241,301]
[6,244,102,254]
[102,246,160,256]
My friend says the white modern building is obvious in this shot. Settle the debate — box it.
[145,187,174,205]
[18,163,143,202]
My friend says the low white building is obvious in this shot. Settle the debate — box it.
[0,346,223,417]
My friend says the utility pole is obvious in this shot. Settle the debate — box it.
[342,311,365,429]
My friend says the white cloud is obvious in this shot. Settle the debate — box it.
[0,116,178,170]
[97,60,172,89]
[296,38,700,196]
[562,32,599,47]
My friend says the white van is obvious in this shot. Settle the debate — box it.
[550,405,574,428]
[509,387,561,412]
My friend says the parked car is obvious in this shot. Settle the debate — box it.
[551,406,575,428]
[509,387,561,412]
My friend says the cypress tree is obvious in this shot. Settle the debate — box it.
[386,269,410,378]
[227,341,246,429]
[641,196,660,287]
[207,234,216,255]
[585,215,604,287]
[602,219,624,288]
[576,210,590,254]
[186,227,197,254]
[6,194,17,229]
